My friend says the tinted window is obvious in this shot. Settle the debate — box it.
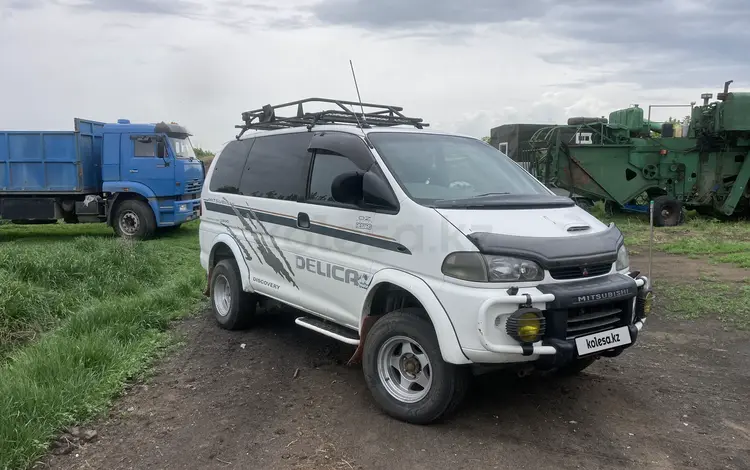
[308,150,362,202]
[239,132,312,200]
[208,139,253,194]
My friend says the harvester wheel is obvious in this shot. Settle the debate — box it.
[574,198,594,212]
[651,196,684,227]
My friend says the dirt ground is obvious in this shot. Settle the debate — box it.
[41,253,750,470]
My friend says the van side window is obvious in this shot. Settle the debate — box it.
[238,133,312,200]
[208,139,254,194]
[308,150,361,202]
[134,137,156,157]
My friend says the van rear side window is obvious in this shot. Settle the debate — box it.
[208,139,253,194]
[238,132,312,200]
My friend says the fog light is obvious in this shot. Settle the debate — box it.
[505,307,546,344]
[178,203,188,212]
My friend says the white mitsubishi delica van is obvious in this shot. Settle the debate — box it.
[199,98,654,425]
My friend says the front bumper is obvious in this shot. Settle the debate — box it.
[475,273,651,366]
[172,198,201,224]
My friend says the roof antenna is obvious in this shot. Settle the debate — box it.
[348,60,374,148]
[349,60,368,128]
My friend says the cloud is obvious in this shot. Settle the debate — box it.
[4,0,205,17]
[0,0,747,151]
[304,0,750,88]
[309,0,552,28]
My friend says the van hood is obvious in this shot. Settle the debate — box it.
[434,205,609,238]
[435,206,623,268]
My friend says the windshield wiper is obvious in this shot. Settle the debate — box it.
[471,192,511,198]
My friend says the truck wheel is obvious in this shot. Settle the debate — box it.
[210,258,256,330]
[113,200,156,240]
[362,309,469,425]
[651,196,685,227]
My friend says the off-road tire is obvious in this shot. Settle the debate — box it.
[651,196,685,227]
[210,258,256,330]
[113,199,156,240]
[362,309,469,425]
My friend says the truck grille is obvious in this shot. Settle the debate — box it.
[549,263,612,280]
[185,179,202,193]
[565,301,628,339]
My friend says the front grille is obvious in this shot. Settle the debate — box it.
[185,179,202,193]
[549,263,612,280]
[565,301,628,339]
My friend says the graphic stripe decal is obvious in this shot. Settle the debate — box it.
[204,201,412,255]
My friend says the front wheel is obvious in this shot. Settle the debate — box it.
[113,200,156,240]
[362,309,469,425]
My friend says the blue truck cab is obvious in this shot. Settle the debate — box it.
[0,118,204,239]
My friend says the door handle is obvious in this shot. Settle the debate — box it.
[129,169,138,173]
[297,212,310,229]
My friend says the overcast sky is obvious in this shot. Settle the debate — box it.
[1,0,748,151]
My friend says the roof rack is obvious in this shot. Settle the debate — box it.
[235,97,428,138]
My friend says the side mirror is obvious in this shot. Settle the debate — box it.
[363,171,399,210]
[330,171,363,205]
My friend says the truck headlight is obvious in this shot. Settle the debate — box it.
[441,253,544,283]
[178,203,189,212]
[616,245,630,271]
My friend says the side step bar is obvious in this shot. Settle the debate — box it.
[294,316,360,345]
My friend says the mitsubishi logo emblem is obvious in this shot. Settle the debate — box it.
[581,267,589,277]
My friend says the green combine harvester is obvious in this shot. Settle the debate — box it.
[490,80,750,226]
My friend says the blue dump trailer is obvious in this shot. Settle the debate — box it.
[0,118,204,239]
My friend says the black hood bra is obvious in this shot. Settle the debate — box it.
[466,223,624,269]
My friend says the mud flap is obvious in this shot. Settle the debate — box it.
[347,314,383,366]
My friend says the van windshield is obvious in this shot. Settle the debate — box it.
[368,132,553,207]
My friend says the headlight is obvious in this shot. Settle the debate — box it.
[441,252,488,282]
[178,203,189,212]
[441,253,544,282]
[486,255,543,282]
[616,245,630,271]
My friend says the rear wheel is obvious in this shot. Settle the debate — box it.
[113,200,156,240]
[362,309,469,424]
[210,258,256,330]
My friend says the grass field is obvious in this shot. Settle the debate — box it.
[599,210,750,328]
[608,212,750,268]
[0,221,206,470]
